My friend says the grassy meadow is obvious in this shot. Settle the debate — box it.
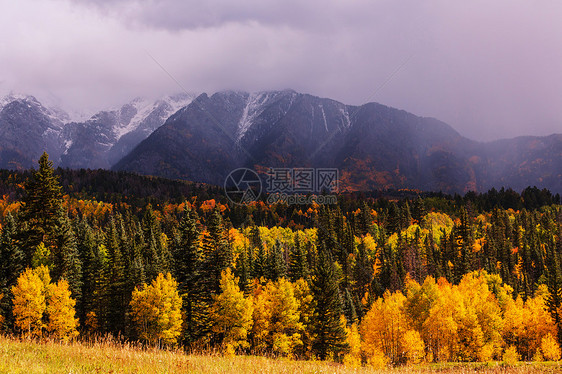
[0,336,562,374]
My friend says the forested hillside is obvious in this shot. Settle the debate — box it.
[1,153,562,367]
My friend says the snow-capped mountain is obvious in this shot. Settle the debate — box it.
[1,90,561,193]
[60,93,194,169]
[114,90,562,194]
[0,93,70,169]
[0,92,194,170]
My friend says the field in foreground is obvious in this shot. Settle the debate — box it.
[1,336,562,374]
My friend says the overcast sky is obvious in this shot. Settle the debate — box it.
[1,0,561,141]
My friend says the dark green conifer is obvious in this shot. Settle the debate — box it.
[19,152,63,266]
[311,243,349,360]
[289,232,309,281]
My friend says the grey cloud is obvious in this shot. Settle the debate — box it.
[1,0,561,141]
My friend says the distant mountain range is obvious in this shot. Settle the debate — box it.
[0,93,193,170]
[1,91,561,193]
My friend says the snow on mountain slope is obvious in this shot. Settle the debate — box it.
[60,93,195,169]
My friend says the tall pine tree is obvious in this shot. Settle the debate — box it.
[311,243,348,360]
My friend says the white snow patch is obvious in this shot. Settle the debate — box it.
[236,92,277,142]
[339,107,351,128]
[63,139,73,154]
[114,98,155,140]
[0,93,30,110]
[319,104,328,132]
[114,94,194,140]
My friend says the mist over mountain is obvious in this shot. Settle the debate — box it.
[0,91,560,193]
[114,90,562,194]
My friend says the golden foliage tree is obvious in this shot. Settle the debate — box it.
[130,272,183,346]
[401,329,425,364]
[293,278,315,358]
[45,279,79,341]
[11,267,48,337]
[250,280,271,353]
[343,322,362,367]
[12,266,78,340]
[209,268,253,352]
[502,284,556,359]
[360,290,408,364]
[540,333,561,361]
[251,278,303,355]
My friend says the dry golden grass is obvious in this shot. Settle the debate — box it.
[0,335,561,373]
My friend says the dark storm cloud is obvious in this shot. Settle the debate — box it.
[1,0,561,140]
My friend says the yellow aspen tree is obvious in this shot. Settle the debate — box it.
[210,268,253,352]
[457,272,504,361]
[130,284,154,341]
[423,278,461,362]
[265,278,303,355]
[343,321,361,368]
[540,333,561,361]
[293,277,315,358]
[11,266,49,337]
[130,273,183,345]
[502,294,524,337]
[250,281,271,353]
[523,284,558,359]
[45,279,79,341]
[401,329,425,364]
[360,290,407,364]
[405,275,439,334]
[153,273,183,345]
[502,345,520,365]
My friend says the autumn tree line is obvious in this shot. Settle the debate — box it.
[1,153,562,366]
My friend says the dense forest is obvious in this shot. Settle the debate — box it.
[1,153,562,367]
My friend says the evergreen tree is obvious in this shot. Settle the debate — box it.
[74,217,98,326]
[19,152,63,267]
[266,240,287,281]
[234,244,251,293]
[352,236,373,317]
[51,207,82,303]
[201,208,233,295]
[546,252,562,344]
[141,206,165,280]
[0,213,23,329]
[105,217,127,335]
[172,205,203,343]
[311,244,349,360]
[198,208,233,341]
[289,232,309,281]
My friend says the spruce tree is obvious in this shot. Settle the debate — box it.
[105,217,127,335]
[198,208,233,341]
[201,208,232,295]
[546,249,562,344]
[173,205,203,343]
[311,244,348,360]
[74,217,98,326]
[0,213,23,329]
[50,207,82,305]
[141,206,166,280]
[351,236,373,317]
[234,244,251,293]
[19,152,63,266]
[266,240,287,281]
[289,232,309,281]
